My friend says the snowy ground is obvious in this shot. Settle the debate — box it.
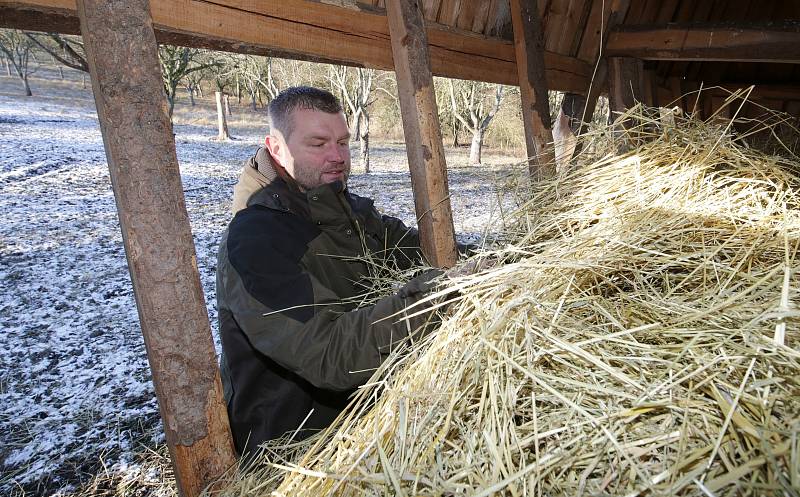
[0,69,524,495]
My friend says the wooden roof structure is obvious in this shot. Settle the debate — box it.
[2,1,798,496]
[4,0,799,112]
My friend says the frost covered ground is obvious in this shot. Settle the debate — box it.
[0,69,523,496]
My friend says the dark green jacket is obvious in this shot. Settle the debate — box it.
[217,154,441,455]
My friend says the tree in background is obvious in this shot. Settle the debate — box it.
[448,80,505,165]
[158,45,215,118]
[237,54,281,110]
[205,53,238,140]
[0,29,36,96]
[25,33,88,74]
[329,66,377,172]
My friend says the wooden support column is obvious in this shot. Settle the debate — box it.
[509,0,554,179]
[608,57,645,114]
[76,1,236,496]
[386,0,457,268]
[553,93,585,169]
[579,0,631,134]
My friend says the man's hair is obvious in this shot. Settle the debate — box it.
[268,86,343,138]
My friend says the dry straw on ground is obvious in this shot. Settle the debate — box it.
[217,103,800,497]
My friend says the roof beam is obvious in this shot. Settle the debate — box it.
[606,22,800,64]
[0,0,594,92]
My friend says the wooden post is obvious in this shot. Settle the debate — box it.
[553,93,585,170]
[76,2,237,496]
[215,91,231,140]
[608,57,645,114]
[579,0,631,135]
[509,0,554,179]
[386,0,458,269]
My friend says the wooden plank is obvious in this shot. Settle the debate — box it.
[484,0,503,36]
[75,0,236,496]
[386,0,458,269]
[421,0,442,20]
[608,56,644,112]
[551,0,588,55]
[455,0,478,31]
[606,22,800,63]
[438,0,461,26]
[470,0,492,33]
[510,0,555,178]
[0,0,594,92]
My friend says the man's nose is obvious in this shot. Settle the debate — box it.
[326,143,345,163]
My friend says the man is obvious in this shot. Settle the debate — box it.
[216,86,447,455]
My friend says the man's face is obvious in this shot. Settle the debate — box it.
[265,108,351,191]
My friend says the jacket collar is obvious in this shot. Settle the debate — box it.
[246,148,351,220]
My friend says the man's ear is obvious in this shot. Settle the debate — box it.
[264,134,283,167]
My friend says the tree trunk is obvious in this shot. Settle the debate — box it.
[82,73,87,89]
[361,113,370,173]
[5,58,10,77]
[236,75,241,104]
[197,85,203,98]
[250,88,257,110]
[452,117,460,147]
[187,85,195,106]
[58,66,64,80]
[21,74,32,96]
[216,91,230,140]
[224,94,232,117]
[469,128,484,165]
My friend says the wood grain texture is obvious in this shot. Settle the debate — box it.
[0,0,592,92]
[387,0,457,268]
[510,0,555,178]
[606,22,800,63]
[76,0,236,495]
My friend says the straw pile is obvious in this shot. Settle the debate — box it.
[219,109,800,496]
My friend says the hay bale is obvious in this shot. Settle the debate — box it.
[220,110,800,496]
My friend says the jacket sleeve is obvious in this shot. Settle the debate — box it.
[219,230,444,391]
[379,213,476,266]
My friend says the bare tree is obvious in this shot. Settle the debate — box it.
[448,80,505,165]
[329,66,376,172]
[0,29,36,96]
[158,45,214,117]
[25,33,88,73]
[236,54,281,110]
[207,54,238,140]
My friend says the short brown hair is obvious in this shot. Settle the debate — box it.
[268,86,343,138]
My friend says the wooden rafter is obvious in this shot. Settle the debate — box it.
[0,0,594,93]
[606,22,800,64]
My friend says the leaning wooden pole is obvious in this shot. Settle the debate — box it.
[579,0,631,135]
[510,0,554,179]
[76,1,236,496]
[386,0,458,268]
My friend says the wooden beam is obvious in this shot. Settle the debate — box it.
[386,0,457,269]
[0,0,594,93]
[75,1,236,495]
[608,56,645,113]
[606,22,800,63]
[579,0,630,134]
[510,0,555,178]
